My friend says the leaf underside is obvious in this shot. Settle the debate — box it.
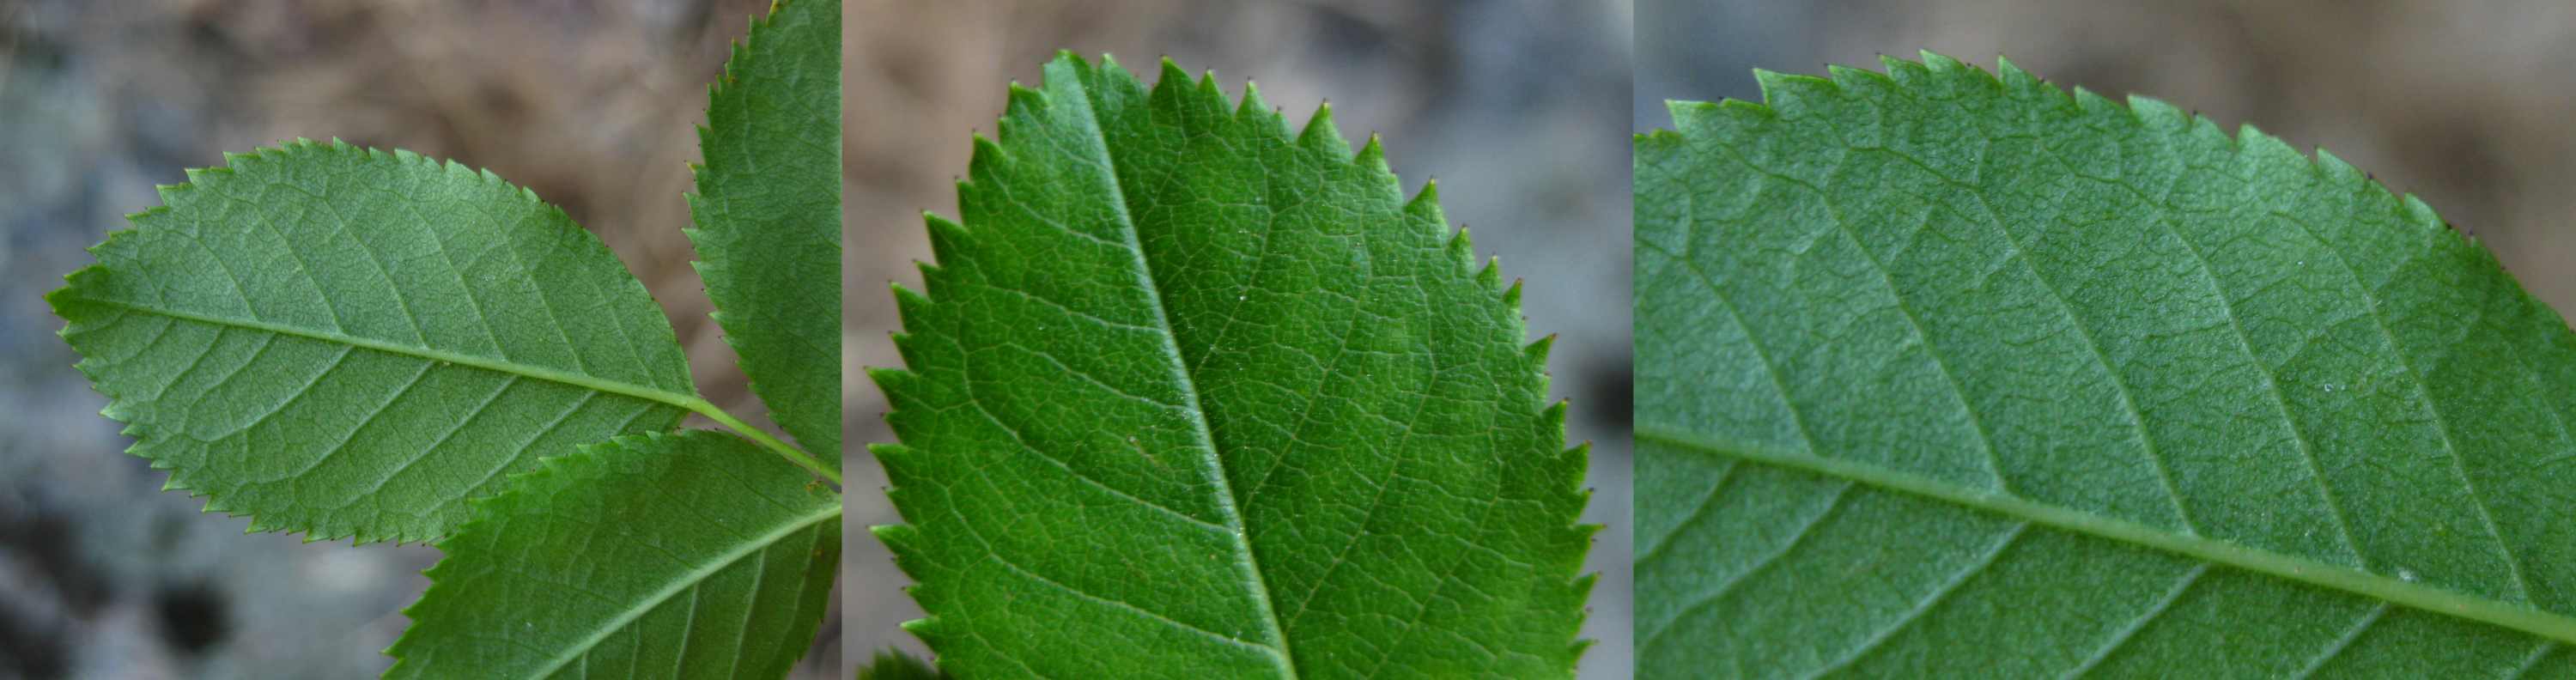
[49,140,695,544]
[687,0,842,464]
[1636,52,2576,677]
[872,53,1594,678]
[386,430,841,679]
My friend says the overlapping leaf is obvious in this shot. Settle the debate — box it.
[872,54,1595,677]
[49,140,695,543]
[1636,52,2576,677]
[688,0,843,464]
[386,430,841,678]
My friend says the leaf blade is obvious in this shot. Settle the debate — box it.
[1636,52,2576,676]
[386,429,841,679]
[873,54,1594,677]
[48,139,696,543]
[687,0,843,464]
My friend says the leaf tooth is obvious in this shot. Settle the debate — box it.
[924,212,969,242]
[1190,66,1225,107]
[887,284,938,367]
[122,204,167,224]
[1475,255,1504,291]
[965,132,1009,177]
[920,216,971,289]
[2069,86,2123,118]
[890,279,935,313]
[2126,95,2188,132]
[2399,192,2445,233]
[1296,100,1348,156]
[2316,147,2361,181]
[1995,55,2039,89]
[1825,64,1893,93]
[1444,225,1478,268]
[2235,122,2311,179]
[1567,567,1601,603]
[1002,82,1048,121]
[1871,52,1921,81]
[1522,332,1556,367]
[1355,132,1390,176]
[1663,100,1739,139]
[897,617,954,656]
[1753,68,1839,115]
[1917,49,1974,79]
[867,367,918,396]
[1235,79,1273,123]
[871,521,923,553]
[1404,178,1443,221]
[1540,399,1571,434]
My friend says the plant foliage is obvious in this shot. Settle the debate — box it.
[47,0,842,675]
[872,53,1595,677]
[1636,52,2576,677]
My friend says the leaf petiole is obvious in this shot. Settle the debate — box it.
[683,398,841,486]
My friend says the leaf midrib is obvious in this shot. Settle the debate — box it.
[1061,70,1302,676]
[1635,424,2576,646]
[73,295,701,408]
[524,503,841,678]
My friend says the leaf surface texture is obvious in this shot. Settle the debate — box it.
[386,430,841,678]
[49,140,695,543]
[688,0,842,464]
[872,54,1594,678]
[1636,52,2576,677]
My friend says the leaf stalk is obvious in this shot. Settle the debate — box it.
[686,398,841,485]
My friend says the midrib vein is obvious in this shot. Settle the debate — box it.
[1636,425,2576,646]
[76,296,699,409]
[526,504,839,678]
[1066,78,1300,676]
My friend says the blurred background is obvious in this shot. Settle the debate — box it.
[1640,0,2576,315]
[845,1,1635,677]
[0,0,837,677]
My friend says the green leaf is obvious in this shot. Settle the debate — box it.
[1635,52,2576,677]
[687,0,842,464]
[857,650,946,680]
[386,429,841,678]
[872,54,1595,677]
[48,139,696,543]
